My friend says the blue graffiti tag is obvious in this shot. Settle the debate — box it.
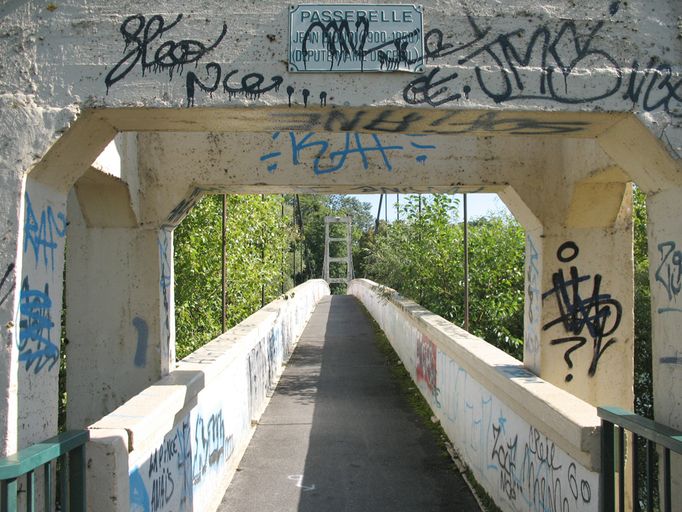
[23,192,67,271]
[260,132,436,174]
[130,467,151,512]
[18,277,59,373]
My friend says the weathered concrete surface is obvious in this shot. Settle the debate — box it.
[350,279,601,512]
[219,295,479,512]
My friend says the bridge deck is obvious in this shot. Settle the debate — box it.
[218,295,480,512]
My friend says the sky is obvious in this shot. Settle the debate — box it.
[349,193,510,222]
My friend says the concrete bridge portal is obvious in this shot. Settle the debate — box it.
[1,1,681,510]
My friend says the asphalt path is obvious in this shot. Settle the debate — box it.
[218,295,480,512]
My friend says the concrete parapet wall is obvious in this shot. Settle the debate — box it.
[86,279,330,512]
[349,278,601,512]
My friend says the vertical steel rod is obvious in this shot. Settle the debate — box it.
[618,426,625,512]
[663,448,671,512]
[281,195,285,294]
[632,433,640,512]
[70,445,86,512]
[463,193,469,332]
[292,196,297,285]
[375,194,383,234]
[602,419,615,512]
[221,194,227,332]
[646,440,654,511]
[385,192,388,222]
[261,194,266,307]
[26,470,35,512]
[59,454,68,512]
[44,460,52,512]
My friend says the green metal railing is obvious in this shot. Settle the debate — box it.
[599,406,682,512]
[0,430,88,512]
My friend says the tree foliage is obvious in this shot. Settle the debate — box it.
[361,195,525,359]
[633,186,652,417]
[174,194,294,359]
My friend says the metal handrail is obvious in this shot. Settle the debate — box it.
[0,430,88,512]
[599,406,682,512]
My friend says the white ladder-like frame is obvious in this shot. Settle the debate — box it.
[322,216,354,286]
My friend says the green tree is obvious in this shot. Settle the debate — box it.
[174,194,294,359]
[633,186,652,417]
[362,195,525,359]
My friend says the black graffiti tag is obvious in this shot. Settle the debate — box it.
[105,14,227,92]
[624,59,682,118]
[655,241,682,301]
[403,67,466,106]
[0,264,15,308]
[542,242,622,382]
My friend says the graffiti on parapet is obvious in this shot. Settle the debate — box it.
[0,264,15,308]
[655,241,682,313]
[259,132,436,174]
[489,418,594,510]
[193,410,233,486]
[131,405,233,512]
[18,277,59,374]
[105,14,227,93]
[542,242,622,382]
[24,192,66,271]
[416,333,438,402]
[435,346,597,510]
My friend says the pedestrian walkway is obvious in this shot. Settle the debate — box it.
[218,295,480,512]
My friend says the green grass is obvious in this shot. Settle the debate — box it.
[360,302,503,512]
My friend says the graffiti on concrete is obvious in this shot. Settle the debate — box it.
[655,240,682,313]
[259,131,437,174]
[542,241,622,382]
[416,333,438,401]
[18,276,59,373]
[271,108,591,135]
[0,263,15,308]
[432,347,598,511]
[131,406,233,512]
[414,4,681,120]
[192,410,233,486]
[105,14,227,93]
[23,192,66,272]
[18,189,66,374]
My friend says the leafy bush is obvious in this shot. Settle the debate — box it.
[174,194,294,359]
[362,195,525,359]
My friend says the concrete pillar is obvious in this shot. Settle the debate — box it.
[504,165,634,410]
[647,186,682,500]
[16,179,68,448]
[65,147,175,429]
[526,224,634,409]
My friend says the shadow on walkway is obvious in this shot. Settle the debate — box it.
[219,295,480,511]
